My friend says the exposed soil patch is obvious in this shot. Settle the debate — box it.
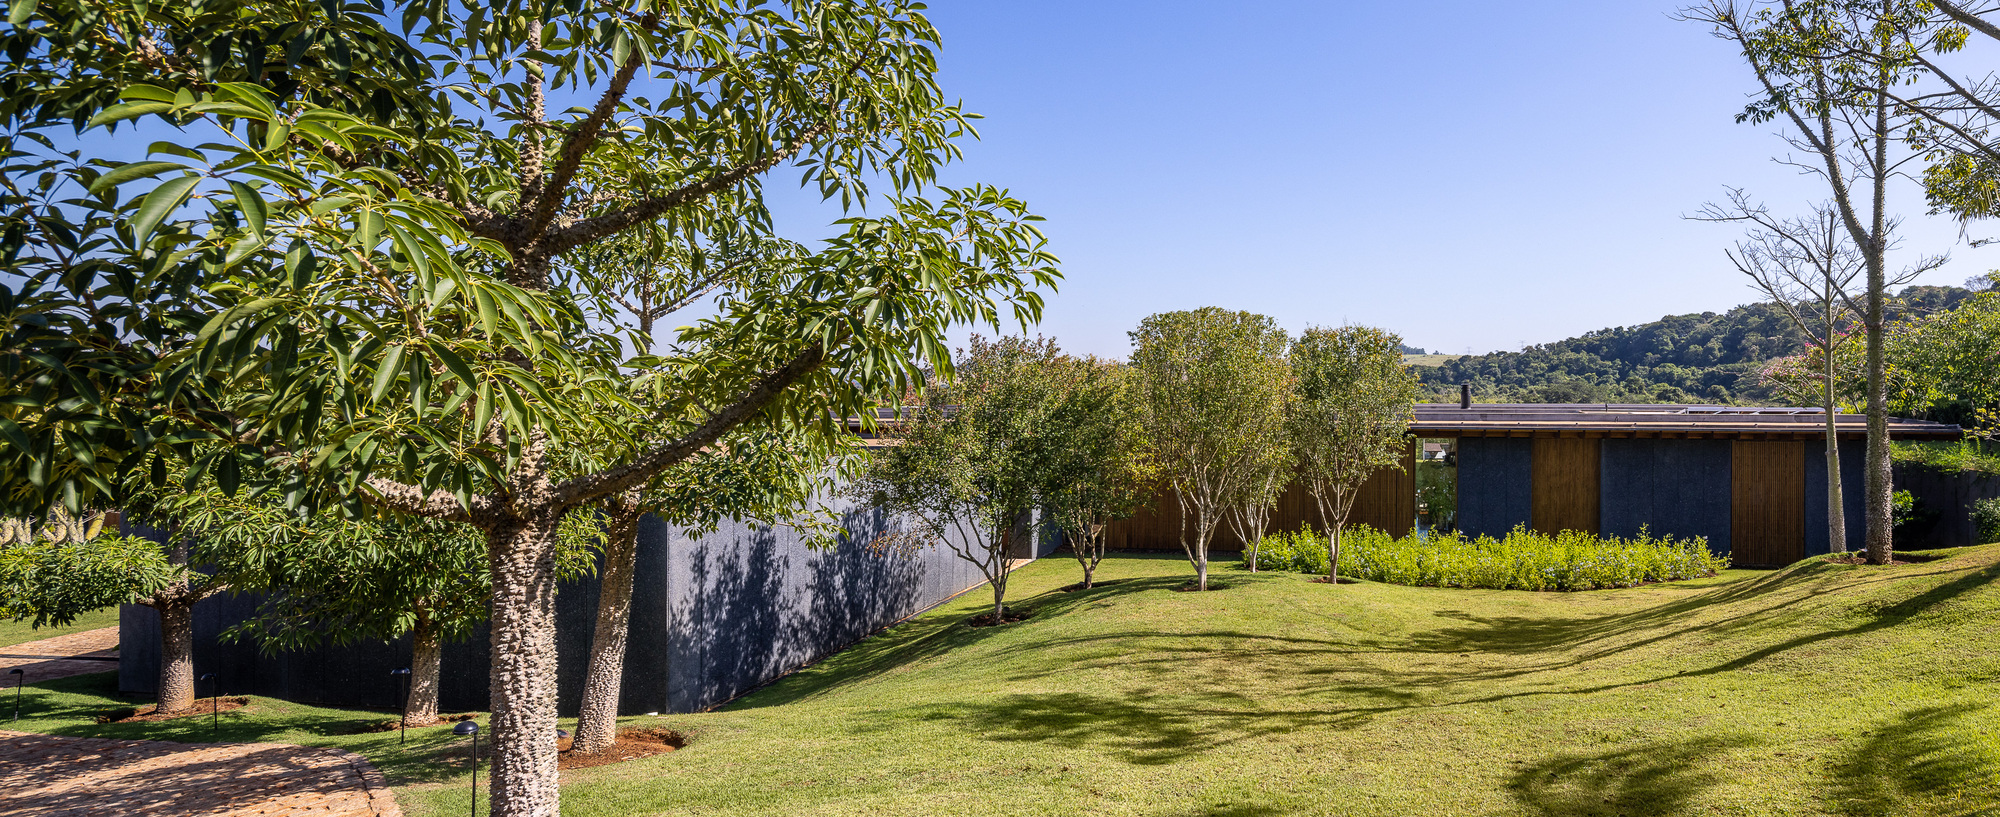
[966,609,1032,627]
[1308,576,1362,585]
[97,696,249,724]
[557,728,686,770]
[1057,578,1126,593]
[1173,580,1230,592]
[351,712,477,734]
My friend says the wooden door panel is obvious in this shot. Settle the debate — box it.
[1731,440,1806,566]
[1532,437,1601,535]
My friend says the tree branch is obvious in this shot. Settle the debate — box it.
[522,31,652,240]
[359,476,486,523]
[1933,0,2000,43]
[553,342,829,504]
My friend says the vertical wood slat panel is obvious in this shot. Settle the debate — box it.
[1532,437,1601,535]
[1732,440,1806,566]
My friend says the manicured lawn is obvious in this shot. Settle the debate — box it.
[12,547,2000,816]
[0,606,119,649]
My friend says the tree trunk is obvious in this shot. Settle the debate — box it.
[1327,522,1343,584]
[991,575,1007,620]
[485,513,566,817]
[1862,31,1895,566]
[1823,354,1847,554]
[407,621,443,726]
[154,598,196,715]
[575,503,642,755]
[1081,553,1096,589]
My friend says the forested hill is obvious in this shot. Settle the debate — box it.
[1416,285,1975,405]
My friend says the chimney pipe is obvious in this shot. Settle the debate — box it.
[1460,384,1471,410]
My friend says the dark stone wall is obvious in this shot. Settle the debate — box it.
[120,494,1048,715]
[1895,464,2000,548]
[1599,438,1732,553]
[1456,437,1532,539]
[1803,439,1867,556]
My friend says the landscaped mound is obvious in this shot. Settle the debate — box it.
[1245,524,1727,590]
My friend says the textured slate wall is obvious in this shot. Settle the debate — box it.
[1456,437,1533,539]
[1600,438,1732,553]
[120,493,1045,715]
[1803,438,1867,556]
[1895,463,2000,548]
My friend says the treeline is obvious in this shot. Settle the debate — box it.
[1416,285,1977,404]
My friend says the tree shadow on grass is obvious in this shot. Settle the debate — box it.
[887,689,1371,766]
[1508,735,1753,817]
[1828,703,2000,817]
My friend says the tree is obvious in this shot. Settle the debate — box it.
[1224,400,1292,575]
[1039,358,1153,589]
[852,336,1063,622]
[1686,0,1941,564]
[0,3,1056,814]
[1287,326,1419,584]
[1129,309,1290,591]
[1696,190,1943,553]
[1888,286,2000,428]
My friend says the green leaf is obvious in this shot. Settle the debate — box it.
[6,0,36,25]
[128,174,202,245]
[86,161,191,195]
[227,182,267,237]
[86,101,173,129]
[370,344,406,403]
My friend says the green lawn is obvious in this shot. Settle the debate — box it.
[12,548,2000,816]
[0,606,119,649]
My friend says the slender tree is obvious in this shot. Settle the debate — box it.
[1039,358,1154,589]
[1129,309,1290,591]
[1686,0,1939,564]
[1696,191,1943,553]
[1287,326,1419,584]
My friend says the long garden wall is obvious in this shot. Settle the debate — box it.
[120,496,1053,715]
[1896,464,2000,548]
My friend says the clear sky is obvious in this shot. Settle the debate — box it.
[765,1,2000,359]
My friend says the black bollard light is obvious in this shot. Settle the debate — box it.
[199,673,217,740]
[453,720,480,817]
[390,668,412,746]
[8,668,23,720]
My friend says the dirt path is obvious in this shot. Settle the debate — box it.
[0,730,403,816]
[0,627,119,684]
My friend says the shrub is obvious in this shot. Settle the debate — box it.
[1974,497,2000,544]
[1248,523,1727,591]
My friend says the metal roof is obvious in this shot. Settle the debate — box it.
[1410,403,1962,440]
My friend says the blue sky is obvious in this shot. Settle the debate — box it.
[765,1,2000,359]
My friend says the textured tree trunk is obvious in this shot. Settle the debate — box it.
[1327,522,1343,584]
[1823,354,1847,554]
[407,622,443,726]
[485,512,565,817]
[1861,20,1895,566]
[154,598,196,715]
[574,501,642,755]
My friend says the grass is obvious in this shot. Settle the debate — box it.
[11,548,2000,816]
[1893,438,2000,474]
[0,606,119,649]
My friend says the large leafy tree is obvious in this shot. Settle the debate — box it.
[0,2,1055,814]
[1287,326,1418,584]
[853,335,1065,623]
[1039,358,1153,590]
[1686,0,1940,564]
[1129,308,1290,592]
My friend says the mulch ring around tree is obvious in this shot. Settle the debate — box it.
[96,696,250,724]
[557,728,687,770]
[352,712,478,734]
[1172,580,1230,592]
[966,608,1032,627]
[1307,576,1362,585]
[1824,551,1946,566]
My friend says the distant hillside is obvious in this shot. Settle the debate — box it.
[1417,285,1975,405]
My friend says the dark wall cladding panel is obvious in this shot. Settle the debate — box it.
[1804,438,1867,555]
[1894,462,2000,548]
[1600,438,1732,554]
[1457,437,1533,539]
[123,488,1022,716]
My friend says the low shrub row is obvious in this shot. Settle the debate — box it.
[1974,497,2000,544]
[1242,524,1729,591]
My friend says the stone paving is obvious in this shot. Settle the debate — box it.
[0,627,120,684]
[0,730,404,817]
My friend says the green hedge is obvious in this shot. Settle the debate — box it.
[1974,497,2000,544]
[1243,524,1728,591]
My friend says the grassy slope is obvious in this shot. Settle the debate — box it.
[0,606,119,649]
[11,549,2000,816]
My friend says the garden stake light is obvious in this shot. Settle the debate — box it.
[200,673,217,740]
[391,667,411,746]
[453,720,479,817]
[8,668,21,720]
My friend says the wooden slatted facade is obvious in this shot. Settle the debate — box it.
[1730,440,1806,567]
[1531,437,1600,535]
[1103,441,1416,551]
